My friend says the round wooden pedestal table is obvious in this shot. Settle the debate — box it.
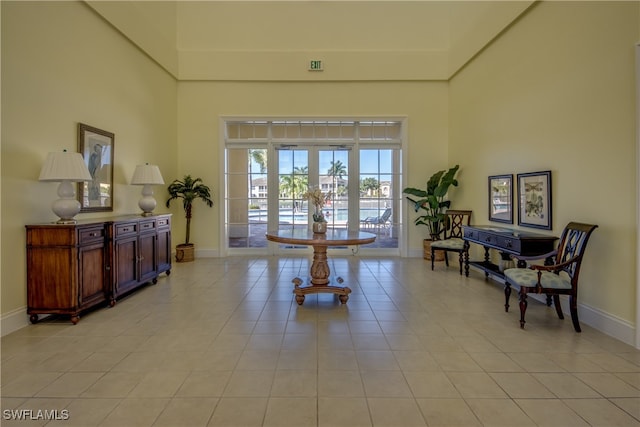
[265,229,376,305]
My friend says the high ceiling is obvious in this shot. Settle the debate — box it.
[87,1,535,80]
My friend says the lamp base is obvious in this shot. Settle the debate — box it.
[138,185,157,216]
[51,181,82,224]
[55,219,78,224]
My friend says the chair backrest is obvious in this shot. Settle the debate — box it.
[379,208,392,223]
[443,210,472,239]
[555,222,598,281]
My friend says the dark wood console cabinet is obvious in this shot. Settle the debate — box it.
[26,214,171,324]
[462,225,557,278]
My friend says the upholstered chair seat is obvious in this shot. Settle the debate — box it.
[504,268,572,290]
[431,237,465,251]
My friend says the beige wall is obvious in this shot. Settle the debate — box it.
[176,80,449,252]
[449,1,638,330]
[1,1,177,326]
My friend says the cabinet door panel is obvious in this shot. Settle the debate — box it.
[139,233,157,282]
[27,248,76,309]
[157,228,171,273]
[78,244,107,307]
[114,238,138,295]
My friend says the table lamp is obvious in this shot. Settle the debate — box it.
[131,163,164,216]
[39,149,93,224]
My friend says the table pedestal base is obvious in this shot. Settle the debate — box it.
[292,277,351,305]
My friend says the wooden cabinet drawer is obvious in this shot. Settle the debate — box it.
[115,223,137,237]
[156,217,170,228]
[79,227,105,244]
[139,220,156,233]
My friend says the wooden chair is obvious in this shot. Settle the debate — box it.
[503,222,598,332]
[430,210,472,274]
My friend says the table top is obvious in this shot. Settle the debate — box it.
[266,229,376,246]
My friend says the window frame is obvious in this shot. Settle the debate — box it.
[221,117,407,257]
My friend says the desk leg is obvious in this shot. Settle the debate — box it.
[483,247,491,279]
[463,241,470,277]
[292,244,352,305]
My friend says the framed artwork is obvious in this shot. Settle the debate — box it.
[488,174,513,224]
[77,123,114,212]
[517,170,552,230]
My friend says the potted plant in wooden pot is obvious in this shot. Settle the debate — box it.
[166,175,213,262]
[403,165,460,260]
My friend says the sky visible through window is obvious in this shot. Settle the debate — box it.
[264,149,392,180]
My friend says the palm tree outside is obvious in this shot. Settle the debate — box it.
[360,177,380,197]
[327,160,347,196]
[250,149,267,173]
[279,166,308,212]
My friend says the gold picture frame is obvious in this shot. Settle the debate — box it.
[77,123,114,212]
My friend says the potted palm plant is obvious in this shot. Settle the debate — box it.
[403,165,460,260]
[166,175,213,262]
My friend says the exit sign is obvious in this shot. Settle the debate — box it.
[309,60,323,71]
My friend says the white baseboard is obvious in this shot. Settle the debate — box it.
[572,299,635,346]
[1,307,32,337]
[519,293,635,346]
[195,248,220,258]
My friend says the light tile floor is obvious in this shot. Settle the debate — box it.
[2,256,639,426]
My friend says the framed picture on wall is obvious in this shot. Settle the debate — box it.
[488,174,513,224]
[517,170,552,230]
[78,123,114,212]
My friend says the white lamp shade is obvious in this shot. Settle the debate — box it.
[131,164,164,185]
[38,150,91,223]
[39,151,92,182]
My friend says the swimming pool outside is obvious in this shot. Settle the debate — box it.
[248,208,387,224]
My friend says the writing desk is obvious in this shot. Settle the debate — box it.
[266,229,376,305]
[462,225,558,277]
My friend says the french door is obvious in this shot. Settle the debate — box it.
[224,119,403,254]
[275,147,351,231]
